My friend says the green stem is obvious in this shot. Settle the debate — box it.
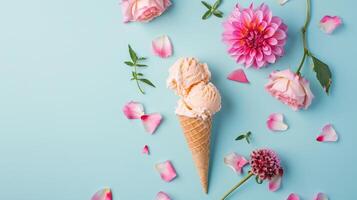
[296,0,311,75]
[134,65,145,94]
[221,172,254,200]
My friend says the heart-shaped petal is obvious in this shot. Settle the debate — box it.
[268,169,283,192]
[123,101,144,119]
[142,145,150,155]
[278,0,289,6]
[267,113,288,132]
[314,192,329,200]
[286,193,300,200]
[152,35,173,58]
[141,113,162,134]
[224,152,249,174]
[155,161,177,182]
[156,191,171,200]
[316,124,338,142]
[91,188,112,200]
[227,69,249,83]
[320,16,342,34]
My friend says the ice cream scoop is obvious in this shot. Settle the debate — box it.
[167,57,211,97]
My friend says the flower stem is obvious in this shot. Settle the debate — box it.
[296,0,311,75]
[134,65,145,94]
[221,172,254,200]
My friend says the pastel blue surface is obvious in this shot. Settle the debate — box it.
[0,0,356,199]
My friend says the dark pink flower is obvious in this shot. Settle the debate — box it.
[250,149,282,180]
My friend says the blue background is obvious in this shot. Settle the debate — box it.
[0,0,356,199]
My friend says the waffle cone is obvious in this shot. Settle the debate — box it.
[178,115,212,194]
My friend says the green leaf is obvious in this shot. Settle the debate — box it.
[201,1,212,9]
[136,73,143,76]
[246,131,252,137]
[131,71,137,79]
[128,45,138,62]
[138,57,147,60]
[255,176,263,184]
[139,79,156,88]
[213,10,223,18]
[202,10,212,20]
[136,64,147,67]
[124,61,134,66]
[212,0,222,10]
[245,137,250,144]
[311,56,332,94]
[235,134,246,141]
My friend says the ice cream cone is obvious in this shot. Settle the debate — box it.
[178,115,212,194]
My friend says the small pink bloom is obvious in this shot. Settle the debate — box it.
[142,145,150,155]
[123,101,144,119]
[316,124,338,142]
[314,192,329,200]
[320,16,342,34]
[91,188,112,200]
[152,35,173,58]
[224,153,249,174]
[287,193,300,200]
[121,0,171,23]
[265,69,314,110]
[222,3,288,69]
[268,168,283,192]
[227,69,249,83]
[156,191,171,200]
[155,160,177,182]
[267,113,288,132]
[141,113,162,134]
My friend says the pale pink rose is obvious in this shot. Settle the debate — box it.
[265,69,314,111]
[121,0,171,23]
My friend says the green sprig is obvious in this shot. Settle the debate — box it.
[201,0,223,20]
[124,45,155,94]
[235,131,252,144]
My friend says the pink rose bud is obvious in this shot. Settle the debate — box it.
[121,0,171,23]
[265,69,314,111]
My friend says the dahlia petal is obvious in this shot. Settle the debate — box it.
[316,124,338,142]
[274,29,287,40]
[314,193,329,200]
[91,188,112,200]
[287,193,300,200]
[156,191,171,200]
[267,113,288,131]
[152,35,173,58]
[141,113,163,134]
[155,161,177,182]
[224,152,249,174]
[320,16,342,34]
[123,101,144,119]
[227,69,249,83]
[268,173,282,192]
[142,145,150,155]
[268,38,278,45]
[278,0,289,6]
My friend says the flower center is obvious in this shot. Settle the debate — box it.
[245,30,264,49]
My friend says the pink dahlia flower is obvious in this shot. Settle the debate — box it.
[265,69,314,111]
[222,4,288,69]
[121,0,171,23]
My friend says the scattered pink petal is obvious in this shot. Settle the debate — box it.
[224,152,248,174]
[278,0,289,6]
[91,188,112,200]
[314,192,329,200]
[316,124,338,142]
[227,69,249,83]
[152,35,173,58]
[320,16,342,34]
[268,169,283,192]
[156,191,171,200]
[142,145,150,155]
[267,113,288,132]
[123,101,144,119]
[141,113,162,134]
[287,193,300,200]
[155,161,177,182]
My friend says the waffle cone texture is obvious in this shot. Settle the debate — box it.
[178,115,212,193]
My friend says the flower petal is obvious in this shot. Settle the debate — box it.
[141,113,163,134]
[314,192,329,200]
[320,16,342,34]
[268,169,283,192]
[155,161,177,182]
[287,193,300,200]
[142,145,150,155]
[224,152,249,174]
[91,188,112,200]
[316,124,338,142]
[227,69,250,83]
[278,0,289,6]
[156,191,171,200]
[123,101,144,119]
[267,113,288,131]
[152,35,173,58]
